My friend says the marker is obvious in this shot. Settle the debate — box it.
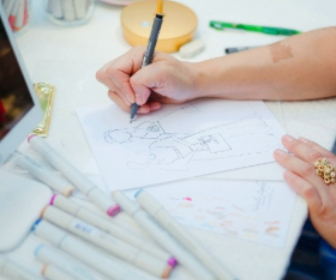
[16,153,75,197]
[14,0,25,31]
[112,191,216,280]
[32,219,152,280]
[50,194,173,263]
[41,264,76,280]
[135,189,235,280]
[28,135,120,217]
[41,205,174,278]
[35,244,108,280]
[210,20,301,36]
[130,13,164,123]
[0,257,41,280]
[225,46,257,54]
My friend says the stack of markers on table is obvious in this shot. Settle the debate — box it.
[8,135,236,280]
[46,0,94,25]
[1,0,29,33]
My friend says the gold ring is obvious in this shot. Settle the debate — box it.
[314,158,336,184]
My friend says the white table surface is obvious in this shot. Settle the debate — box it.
[2,0,336,279]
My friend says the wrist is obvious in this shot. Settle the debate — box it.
[186,61,209,100]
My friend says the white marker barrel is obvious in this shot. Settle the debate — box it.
[136,190,235,280]
[41,206,173,278]
[16,154,74,197]
[33,220,149,280]
[42,264,76,280]
[35,244,108,280]
[112,191,216,280]
[51,194,172,263]
[28,135,120,217]
[0,257,42,280]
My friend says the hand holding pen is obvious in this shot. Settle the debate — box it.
[129,13,163,122]
[96,37,198,116]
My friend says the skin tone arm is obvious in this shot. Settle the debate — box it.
[96,27,336,248]
[96,27,336,114]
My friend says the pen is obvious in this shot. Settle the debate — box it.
[130,13,164,123]
[225,46,257,54]
[210,20,301,36]
[135,189,235,280]
[35,244,107,280]
[41,206,175,278]
[112,191,216,280]
[16,152,75,197]
[28,135,120,217]
[50,194,173,263]
[0,257,40,280]
[41,264,76,280]
[33,220,151,280]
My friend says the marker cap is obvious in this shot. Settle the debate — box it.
[112,191,138,216]
[28,135,52,157]
[87,188,120,217]
[50,194,81,216]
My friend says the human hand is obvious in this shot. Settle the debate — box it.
[96,46,199,114]
[274,135,336,249]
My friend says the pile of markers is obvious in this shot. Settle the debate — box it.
[1,0,29,33]
[46,0,94,25]
[0,135,236,280]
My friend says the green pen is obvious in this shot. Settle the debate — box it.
[210,20,301,36]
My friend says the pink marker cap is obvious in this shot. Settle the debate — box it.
[167,257,178,267]
[106,205,121,217]
[50,194,57,205]
[27,134,37,143]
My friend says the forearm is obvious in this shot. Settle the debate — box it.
[192,27,336,101]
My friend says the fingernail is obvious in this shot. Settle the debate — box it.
[283,135,295,143]
[135,93,143,105]
[151,103,161,111]
[298,137,309,143]
[137,107,149,114]
[274,149,286,157]
[283,170,294,180]
[126,93,134,104]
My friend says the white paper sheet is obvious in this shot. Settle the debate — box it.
[76,100,286,190]
[126,179,297,248]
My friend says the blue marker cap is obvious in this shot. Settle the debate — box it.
[134,189,144,198]
[34,244,45,256]
[31,219,42,231]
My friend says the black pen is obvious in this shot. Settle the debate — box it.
[130,13,164,123]
[225,46,258,54]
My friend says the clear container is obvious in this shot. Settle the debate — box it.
[2,0,31,36]
[44,0,95,26]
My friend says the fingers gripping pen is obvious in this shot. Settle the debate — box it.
[130,13,164,123]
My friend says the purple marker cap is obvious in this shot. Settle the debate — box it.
[27,134,37,143]
[50,194,57,205]
[107,205,121,217]
[167,257,178,267]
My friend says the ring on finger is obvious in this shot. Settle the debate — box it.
[314,158,336,184]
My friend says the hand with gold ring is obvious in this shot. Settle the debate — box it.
[274,134,336,249]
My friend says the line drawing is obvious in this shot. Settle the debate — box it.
[103,104,281,171]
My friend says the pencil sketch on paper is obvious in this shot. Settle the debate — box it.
[103,104,281,171]
[146,180,293,247]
